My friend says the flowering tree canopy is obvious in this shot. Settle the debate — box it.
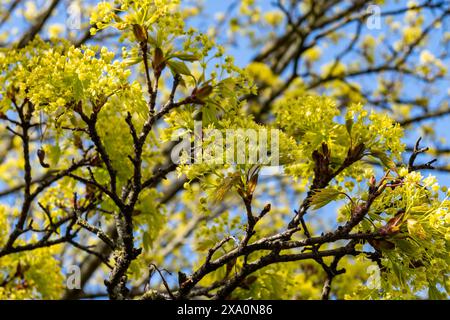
[0,0,450,300]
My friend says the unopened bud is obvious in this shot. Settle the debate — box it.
[37,148,50,168]
[132,24,147,42]
[193,85,213,100]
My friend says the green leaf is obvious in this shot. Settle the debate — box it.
[123,55,143,66]
[143,232,152,251]
[202,103,219,123]
[197,72,205,85]
[195,85,213,100]
[213,173,241,202]
[147,29,164,48]
[309,188,344,210]
[72,77,84,101]
[370,149,396,169]
[167,60,192,76]
[47,144,61,167]
[217,78,236,98]
[170,52,200,62]
[196,237,217,252]
[391,260,406,288]
[345,118,353,135]
[147,34,159,47]
[394,239,416,255]
[429,284,444,299]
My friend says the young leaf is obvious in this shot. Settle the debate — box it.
[143,232,152,251]
[123,55,143,66]
[345,118,353,135]
[147,34,159,48]
[214,172,241,202]
[167,60,192,76]
[247,172,259,197]
[370,149,396,169]
[309,188,344,210]
[47,144,61,167]
[379,210,405,236]
[195,85,213,100]
[170,52,200,62]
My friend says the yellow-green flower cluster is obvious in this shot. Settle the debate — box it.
[0,206,64,299]
[0,39,131,115]
[363,171,450,298]
[0,247,65,299]
[274,95,404,180]
[346,103,405,158]
[90,0,183,40]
